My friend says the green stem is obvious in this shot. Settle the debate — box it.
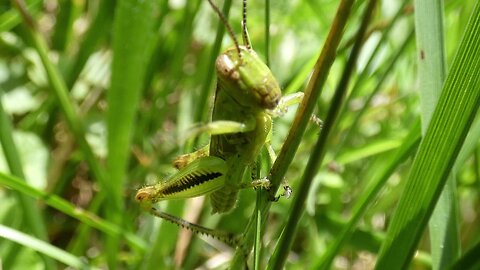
[230,0,356,267]
[267,0,378,268]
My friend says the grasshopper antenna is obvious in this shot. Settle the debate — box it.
[242,0,252,49]
[207,0,241,56]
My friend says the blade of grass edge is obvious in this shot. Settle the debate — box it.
[266,0,378,268]
[375,2,480,268]
[230,0,356,267]
[414,0,460,268]
[316,119,421,269]
[107,0,156,267]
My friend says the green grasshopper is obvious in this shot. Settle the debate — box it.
[135,0,303,245]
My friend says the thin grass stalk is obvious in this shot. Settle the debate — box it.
[230,0,356,267]
[194,0,232,124]
[51,0,80,52]
[66,192,106,255]
[337,0,410,151]
[0,0,43,32]
[266,0,378,268]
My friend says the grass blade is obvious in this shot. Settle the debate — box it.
[316,119,421,269]
[375,2,480,267]
[106,0,156,266]
[230,0,356,267]
[414,0,460,267]
[266,0,378,268]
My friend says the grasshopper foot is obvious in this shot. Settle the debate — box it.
[250,177,271,190]
[281,185,292,199]
[310,114,323,128]
[268,182,293,202]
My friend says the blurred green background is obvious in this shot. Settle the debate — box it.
[0,0,479,269]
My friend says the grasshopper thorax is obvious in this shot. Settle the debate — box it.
[215,46,281,110]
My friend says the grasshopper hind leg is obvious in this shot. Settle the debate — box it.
[148,207,241,247]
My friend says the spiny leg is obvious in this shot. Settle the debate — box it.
[136,156,241,249]
[269,92,304,117]
[135,156,227,205]
[148,207,241,247]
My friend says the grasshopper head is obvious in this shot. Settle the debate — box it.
[216,46,281,110]
[135,186,158,209]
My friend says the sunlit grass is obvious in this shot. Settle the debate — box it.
[0,0,479,269]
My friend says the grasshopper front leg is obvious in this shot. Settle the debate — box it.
[173,145,210,169]
[182,118,257,143]
[269,92,323,127]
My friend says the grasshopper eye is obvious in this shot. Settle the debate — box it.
[135,188,155,202]
[135,190,148,202]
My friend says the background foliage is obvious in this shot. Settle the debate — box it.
[0,0,479,269]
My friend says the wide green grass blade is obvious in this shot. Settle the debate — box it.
[375,2,480,268]
[414,1,460,268]
[316,119,421,269]
[106,0,156,267]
